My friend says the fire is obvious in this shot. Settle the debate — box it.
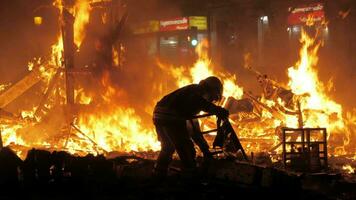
[72,0,91,47]
[223,77,244,101]
[72,71,161,153]
[162,39,244,101]
[192,41,244,100]
[51,0,91,63]
[0,83,11,92]
[342,164,355,174]
[21,107,37,119]
[75,88,92,105]
[156,39,247,146]
[0,0,92,159]
[50,36,63,67]
[287,29,348,153]
[76,107,160,153]
[0,1,354,169]
[112,47,120,66]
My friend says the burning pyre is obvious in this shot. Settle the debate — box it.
[0,0,354,174]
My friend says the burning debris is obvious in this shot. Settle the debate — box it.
[0,0,355,198]
[0,0,354,164]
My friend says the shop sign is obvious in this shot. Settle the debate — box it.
[288,3,325,25]
[188,16,207,30]
[160,17,189,31]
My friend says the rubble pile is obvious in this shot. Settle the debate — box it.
[0,147,354,199]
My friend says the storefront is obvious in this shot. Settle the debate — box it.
[132,16,209,66]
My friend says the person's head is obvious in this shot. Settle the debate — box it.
[198,76,223,103]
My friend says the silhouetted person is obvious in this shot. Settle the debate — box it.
[152,76,229,179]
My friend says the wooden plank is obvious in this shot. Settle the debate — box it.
[0,68,44,108]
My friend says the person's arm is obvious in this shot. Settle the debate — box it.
[197,96,229,119]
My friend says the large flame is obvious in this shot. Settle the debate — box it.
[159,39,244,101]
[155,30,355,157]
[287,30,344,129]
[0,1,354,166]
[286,30,349,154]
[72,0,91,47]
[1,0,92,158]
[74,70,161,153]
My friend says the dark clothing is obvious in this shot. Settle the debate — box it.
[152,84,220,177]
[153,84,220,123]
[187,119,211,157]
[154,123,196,174]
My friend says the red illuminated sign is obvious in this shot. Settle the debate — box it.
[159,17,189,32]
[288,3,325,25]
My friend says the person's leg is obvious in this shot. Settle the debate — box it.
[168,123,197,178]
[153,125,175,177]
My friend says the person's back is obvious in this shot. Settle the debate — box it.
[155,84,214,120]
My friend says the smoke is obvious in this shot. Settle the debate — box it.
[77,0,186,123]
[0,1,33,84]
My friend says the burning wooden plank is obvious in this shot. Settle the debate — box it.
[0,65,56,109]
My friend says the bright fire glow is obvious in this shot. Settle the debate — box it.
[72,0,91,47]
[0,1,354,169]
[342,164,355,174]
[287,30,347,152]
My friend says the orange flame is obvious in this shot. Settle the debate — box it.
[342,164,355,174]
[75,71,160,153]
[287,29,347,151]
[1,2,354,165]
[72,0,91,47]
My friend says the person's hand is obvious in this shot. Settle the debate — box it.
[216,107,229,119]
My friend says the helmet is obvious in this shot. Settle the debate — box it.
[199,76,223,102]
